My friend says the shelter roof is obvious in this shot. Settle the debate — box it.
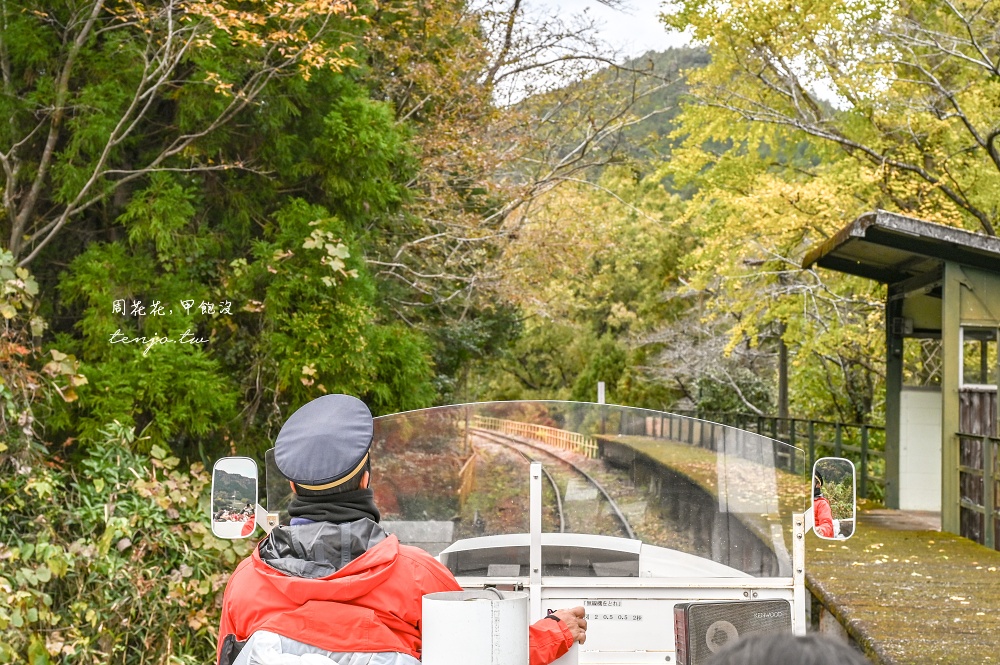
[801,210,1000,284]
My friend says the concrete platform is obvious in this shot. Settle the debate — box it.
[806,509,1000,664]
[861,510,941,531]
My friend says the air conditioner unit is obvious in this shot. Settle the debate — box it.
[674,599,792,665]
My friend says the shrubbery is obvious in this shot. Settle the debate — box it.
[0,423,249,664]
[824,477,855,522]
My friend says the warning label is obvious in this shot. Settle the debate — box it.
[584,599,644,622]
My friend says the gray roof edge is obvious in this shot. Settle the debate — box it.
[801,209,1000,270]
[801,211,878,270]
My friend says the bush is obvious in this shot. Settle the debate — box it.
[0,423,250,664]
[824,478,855,521]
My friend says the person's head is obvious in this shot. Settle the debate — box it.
[705,633,870,665]
[274,394,374,498]
[813,471,825,498]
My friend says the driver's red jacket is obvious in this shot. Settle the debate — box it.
[814,496,834,538]
[217,521,574,665]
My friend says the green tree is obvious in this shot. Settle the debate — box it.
[0,422,251,664]
[472,166,689,407]
[649,130,888,423]
[661,0,1000,235]
[52,71,437,453]
[1,0,358,267]
[0,251,85,451]
[361,0,692,336]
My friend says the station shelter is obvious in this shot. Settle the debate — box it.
[802,210,1000,548]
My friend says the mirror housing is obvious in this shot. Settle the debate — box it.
[211,457,259,539]
[811,457,857,541]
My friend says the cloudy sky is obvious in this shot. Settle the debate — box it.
[531,0,691,58]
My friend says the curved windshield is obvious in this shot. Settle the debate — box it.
[267,401,807,579]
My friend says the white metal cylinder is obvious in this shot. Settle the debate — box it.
[422,590,529,665]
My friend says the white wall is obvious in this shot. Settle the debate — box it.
[899,387,942,512]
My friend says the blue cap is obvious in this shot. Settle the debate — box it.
[274,394,373,490]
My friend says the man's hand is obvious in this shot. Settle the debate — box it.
[549,607,587,644]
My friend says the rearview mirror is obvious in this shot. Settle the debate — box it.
[812,457,856,540]
[211,457,259,539]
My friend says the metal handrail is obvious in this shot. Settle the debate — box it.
[473,416,599,458]
[677,411,886,500]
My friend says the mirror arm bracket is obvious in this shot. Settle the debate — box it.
[256,504,275,535]
[802,505,815,533]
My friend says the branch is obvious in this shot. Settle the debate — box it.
[0,0,11,96]
[482,0,522,89]
[9,0,105,256]
[15,2,346,265]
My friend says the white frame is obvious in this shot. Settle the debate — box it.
[959,326,999,390]
[811,457,857,541]
[210,456,259,539]
[448,462,810,663]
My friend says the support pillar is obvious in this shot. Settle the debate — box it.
[885,290,904,509]
[941,262,962,536]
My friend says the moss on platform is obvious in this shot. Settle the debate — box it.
[603,434,1000,664]
[807,514,1000,664]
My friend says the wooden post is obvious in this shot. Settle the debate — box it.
[981,339,989,384]
[941,262,962,536]
[789,420,797,473]
[808,420,816,472]
[778,323,789,429]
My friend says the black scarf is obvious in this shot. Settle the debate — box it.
[288,488,381,524]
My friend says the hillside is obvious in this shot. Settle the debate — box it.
[517,46,710,180]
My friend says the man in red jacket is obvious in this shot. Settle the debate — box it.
[813,472,835,539]
[217,394,586,665]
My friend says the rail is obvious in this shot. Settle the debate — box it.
[676,411,886,501]
[472,416,599,458]
[958,431,1000,549]
[474,410,886,501]
[472,428,638,538]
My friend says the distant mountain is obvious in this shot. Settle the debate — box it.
[213,468,257,509]
[518,47,710,179]
[617,48,710,161]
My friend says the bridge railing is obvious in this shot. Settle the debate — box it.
[473,411,885,500]
[472,416,599,458]
[675,412,886,501]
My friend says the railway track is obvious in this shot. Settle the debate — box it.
[471,428,636,540]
